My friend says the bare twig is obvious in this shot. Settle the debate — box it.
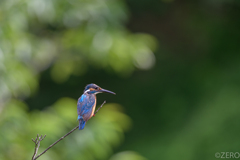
[31,134,46,160]
[33,126,78,160]
[94,100,106,115]
[31,101,106,160]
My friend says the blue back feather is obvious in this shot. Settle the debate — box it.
[79,119,86,130]
[77,93,96,130]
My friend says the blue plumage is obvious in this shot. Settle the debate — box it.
[78,119,86,130]
[77,93,96,130]
[77,84,115,130]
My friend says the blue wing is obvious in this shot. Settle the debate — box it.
[77,94,96,122]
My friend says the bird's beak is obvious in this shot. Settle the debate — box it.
[99,88,116,95]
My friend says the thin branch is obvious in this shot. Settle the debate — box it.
[32,101,106,160]
[31,134,46,160]
[95,100,106,115]
[34,126,78,160]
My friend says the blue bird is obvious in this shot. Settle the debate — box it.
[77,83,115,130]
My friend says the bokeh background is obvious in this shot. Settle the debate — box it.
[1,0,240,160]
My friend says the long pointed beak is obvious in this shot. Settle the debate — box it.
[99,88,116,95]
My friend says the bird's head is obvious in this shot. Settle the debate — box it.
[83,83,116,95]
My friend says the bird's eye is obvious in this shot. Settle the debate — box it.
[95,87,98,90]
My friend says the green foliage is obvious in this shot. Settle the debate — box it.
[109,151,147,160]
[0,98,132,160]
[0,0,157,102]
[0,0,154,159]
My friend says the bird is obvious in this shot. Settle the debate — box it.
[77,83,115,130]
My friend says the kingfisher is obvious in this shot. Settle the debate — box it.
[77,83,115,130]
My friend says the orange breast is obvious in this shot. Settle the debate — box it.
[90,99,96,117]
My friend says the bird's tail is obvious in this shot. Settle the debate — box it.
[79,119,86,130]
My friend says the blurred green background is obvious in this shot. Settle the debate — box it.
[1,0,240,159]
